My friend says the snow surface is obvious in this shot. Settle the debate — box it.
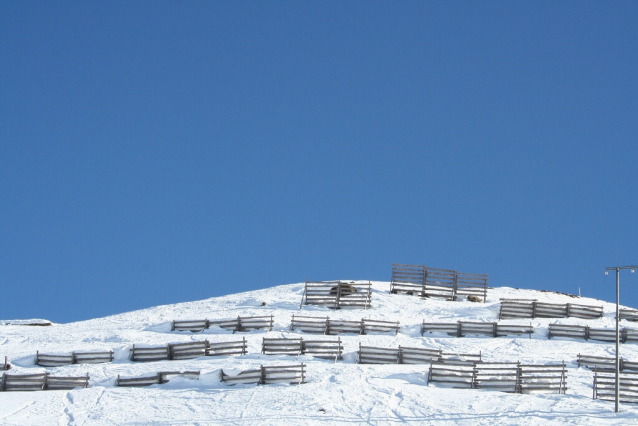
[1,282,638,425]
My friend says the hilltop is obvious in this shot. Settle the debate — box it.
[1,281,638,425]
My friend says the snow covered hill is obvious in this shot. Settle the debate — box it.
[1,281,638,425]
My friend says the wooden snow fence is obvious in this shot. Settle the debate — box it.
[499,299,603,320]
[0,373,89,391]
[35,350,114,367]
[130,338,247,362]
[390,264,488,302]
[261,337,343,361]
[171,315,274,333]
[548,324,638,343]
[620,308,638,322]
[116,371,200,387]
[289,314,399,335]
[220,364,306,386]
[357,344,482,365]
[593,370,638,404]
[357,344,442,364]
[421,321,533,338]
[577,354,638,372]
[1,357,10,371]
[428,361,567,394]
[390,264,426,295]
[300,281,372,309]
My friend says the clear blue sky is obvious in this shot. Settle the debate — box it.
[1,2,637,323]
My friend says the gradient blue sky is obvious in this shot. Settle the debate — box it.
[2,2,637,323]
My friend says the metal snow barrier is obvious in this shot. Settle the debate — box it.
[262,337,343,361]
[428,361,567,394]
[421,321,533,338]
[593,370,638,404]
[35,350,114,367]
[390,264,488,302]
[130,338,247,362]
[620,309,638,322]
[498,299,603,320]
[220,364,306,386]
[171,315,274,333]
[300,281,372,309]
[548,324,638,343]
[0,373,89,391]
[1,357,10,371]
[115,371,200,387]
[289,314,400,335]
[577,354,638,373]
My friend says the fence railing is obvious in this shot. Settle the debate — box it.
[35,350,114,367]
[220,364,306,386]
[390,264,487,302]
[578,354,638,372]
[428,361,567,394]
[593,370,638,404]
[0,373,89,391]
[262,338,343,361]
[421,321,533,338]
[499,299,603,320]
[130,338,247,362]
[300,281,372,310]
[620,309,638,322]
[116,371,200,387]
[171,315,274,333]
[548,324,638,343]
[290,315,399,335]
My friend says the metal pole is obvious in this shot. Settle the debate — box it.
[616,267,620,413]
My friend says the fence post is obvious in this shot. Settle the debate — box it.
[259,365,266,385]
[334,282,341,310]
[43,372,48,391]
[422,267,428,298]
[325,318,330,335]
[242,337,247,355]
[492,323,497,338]
[452,270,458,301]
[531,301,537,319]
[360,319,365,335]
[566,303,571,318]
[515,362,522,394]
[483,276,488,303]
[457,322,462,338]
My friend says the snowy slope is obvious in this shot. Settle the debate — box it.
[1,281,638,425]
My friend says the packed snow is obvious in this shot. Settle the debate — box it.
[1,281,638,425]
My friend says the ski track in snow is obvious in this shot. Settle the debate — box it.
[1,281,637,425]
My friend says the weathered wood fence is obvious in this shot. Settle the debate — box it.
[300,281,372,309]
[130,338,247,362]
[578,354,638,372]
[171,315,274,333]
[548,324,638,343]
[116,371,200,387]
[593,370,638,404]
[1,357,9,371]
[290,315,399,335]
[220,364,306,385]
[0,373,89,391]
[390,264,488,302]
[499,299,603,320]
[262,338,343,361]
[421,321,533,338]
[357,344,480,365]
[35,350,114,367]
[620,308,638,322]
[428,361,567,394]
